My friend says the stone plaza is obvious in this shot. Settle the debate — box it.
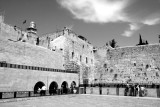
[0,94,160,107]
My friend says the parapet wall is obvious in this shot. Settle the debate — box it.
[0,38,64,69]
[95,44,160,84]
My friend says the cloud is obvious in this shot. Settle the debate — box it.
[57,0,160,37]
[143,18,160,25]
[122,23,143,37]
[57,0,129,23]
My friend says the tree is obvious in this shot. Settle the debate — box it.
[107,39,119,48]
[136,34,149,46]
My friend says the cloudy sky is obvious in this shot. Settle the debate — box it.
[0,0,160,47]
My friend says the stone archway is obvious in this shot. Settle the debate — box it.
[49,81,58,95]
[34,81,45,94]
[61,81,68,94]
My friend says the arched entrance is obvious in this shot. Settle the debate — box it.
[34,81,45,94]
[61,81,68,94]
[49,81,58,95]
[70,81,76,94]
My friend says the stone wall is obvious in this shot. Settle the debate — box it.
[40,28,95,84]
[0,22,22,41]
[0,21,78,92]
[95,44,160,84]
[62,29,95,84]
[0,38,64,69]
[0,67,78,92]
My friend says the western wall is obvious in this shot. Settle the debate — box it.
[94,44,160,85]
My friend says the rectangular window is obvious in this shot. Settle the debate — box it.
[18,65,20,69]
[9,64,13,68]
[32,66,34,70]
[72,52,74,59]
[5,63,9,67]
[80,55,82,62]
[22,65,25,69]
[86,57,88,64]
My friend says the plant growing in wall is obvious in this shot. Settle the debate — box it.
[106,39,119,48]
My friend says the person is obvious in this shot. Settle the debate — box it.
[124,84,129,96]
[130,84,135,96]
[140,86,146,97]
[53,87,57,95]
[38,87,41,94]
[73,88,77,94]
[136,85,140,96]
[41,85,46,96]
[70,86,73,94]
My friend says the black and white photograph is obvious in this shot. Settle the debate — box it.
[0,0,160,106]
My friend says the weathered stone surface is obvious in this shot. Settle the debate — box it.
[95,45,160,84]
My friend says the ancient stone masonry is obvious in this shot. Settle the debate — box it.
[40,27,95,84]
[95,44,160,84]
[0,17,78,92]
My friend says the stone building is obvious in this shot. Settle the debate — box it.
[0,17,78,92]
[0,15,94,92]
[39,27,95,85]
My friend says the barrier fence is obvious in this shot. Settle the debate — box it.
[79,84,160,98]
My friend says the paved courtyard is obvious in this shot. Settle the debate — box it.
[0,94,160,107]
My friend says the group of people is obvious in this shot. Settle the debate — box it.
[37,85,77,95]
[124,84,147,97]
[38,85,46,96]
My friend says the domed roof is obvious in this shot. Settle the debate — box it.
[29,21,36,29]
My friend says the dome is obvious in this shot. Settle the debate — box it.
[29,21,36,29]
